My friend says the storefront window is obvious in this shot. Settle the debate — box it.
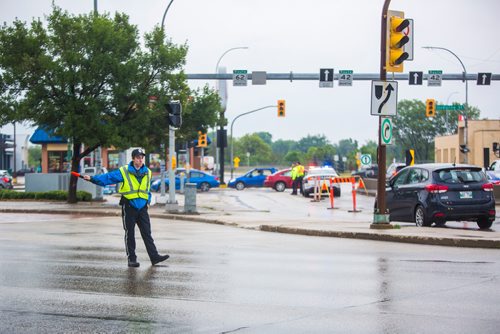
[48,151,69,173]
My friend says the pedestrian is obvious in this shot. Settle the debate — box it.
[83,148,169,268]
[290,162,298,195]
[296,161,305,195]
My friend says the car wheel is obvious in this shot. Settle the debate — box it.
[415,205,431,227]
[235,182,245,191]
[477,217,493,230]
[275,182,286,192]
[200,182,210,192]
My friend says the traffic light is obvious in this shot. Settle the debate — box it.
[166,101,182,128]
[426,99,436,117]
[198,132,207,147]
[386,10,410,73]
[277,99,286,117]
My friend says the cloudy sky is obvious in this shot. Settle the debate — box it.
[1,0,499,145]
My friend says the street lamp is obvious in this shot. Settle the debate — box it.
[161,0,175,31]
[229,105,275,179]
[214,46,248,183]
[423,46,469,162]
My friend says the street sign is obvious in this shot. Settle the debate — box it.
[381,117,393,145]
[338,70,353,86]
[252,71,267,85]
[232,70,248,86]
[371,81,398,116]
[360,154,372,166]
[477,72,492,86]
[408,71,423,85]
[319,68,334,88]
[436,104,465,111]
[428,70,442,87]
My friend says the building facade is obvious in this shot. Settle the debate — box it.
[435,119,500,168]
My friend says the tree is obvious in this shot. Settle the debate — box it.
[234,134,273,165]
[334,138,358,170]
[393,99,480,163]
[296,134,330,153]
[0,6,192,202]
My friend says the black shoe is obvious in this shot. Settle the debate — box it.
[152,254,170,266]
[128,260,140,268]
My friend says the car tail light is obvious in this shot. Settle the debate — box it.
[2,177,9,183]
[482,183,494,192]
[214,176,219,181]
[424,184,448,193]
[488,210,496,217]
[433,212,445,218]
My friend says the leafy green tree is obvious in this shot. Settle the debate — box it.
[272,139,296,163]
[393,99,480,163]
[304,145,336,166]
[334,138,358,170]
[283,150,303,165]
[296,134,330,153]
[255,132,273,146]
[0,6,192,202]
[359,140,377,160]
[28,145,42,168]
[234,134,273,165]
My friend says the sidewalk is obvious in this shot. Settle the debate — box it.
[1,187,499,249]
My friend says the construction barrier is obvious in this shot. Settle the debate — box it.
[325,176,367,212]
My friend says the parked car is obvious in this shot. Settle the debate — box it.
[264,168,295,192]
[386,162,406,179]
[375,163,496,229]
[302,166,341,197]
[102,184,117,195]
[150,168,219,192]
[351,165,378,179]
[228,167,278,190]
[0,170,13,190]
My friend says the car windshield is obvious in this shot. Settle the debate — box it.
[435,168,485,184]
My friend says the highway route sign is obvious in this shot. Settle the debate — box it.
[428,70,442,87]
[338,70,353,86]
[319,68,334,88]
[371,81,398,116]
[233,70,248,86]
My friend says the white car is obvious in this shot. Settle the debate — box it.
[302,166,341,197]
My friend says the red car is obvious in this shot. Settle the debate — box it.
[264,168,294,192]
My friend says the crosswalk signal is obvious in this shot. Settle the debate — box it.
[426,99,436,117]
[198,132,207,147]
[386,10,410,73]
[277,99,286,117]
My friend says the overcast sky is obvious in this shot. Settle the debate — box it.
[1,0,499,146]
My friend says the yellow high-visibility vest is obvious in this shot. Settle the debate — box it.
[118,165,151,200]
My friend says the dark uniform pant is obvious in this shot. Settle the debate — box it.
[121,202,159,262]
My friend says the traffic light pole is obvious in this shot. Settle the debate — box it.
[229,105,276,179]
[165,125,178,212]
[371,0,392,229]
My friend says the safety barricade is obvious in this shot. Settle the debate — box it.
[326,176,367,212]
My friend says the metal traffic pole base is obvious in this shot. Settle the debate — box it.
[370,213,392,229]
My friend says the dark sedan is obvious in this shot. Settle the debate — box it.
[375,163,496,229]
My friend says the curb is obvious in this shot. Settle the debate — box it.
[2,208,499,249]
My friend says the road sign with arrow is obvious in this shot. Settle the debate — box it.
[371,81,398,116]
[408,71,423,85]
[319,68,334,88]
[477,72,492,85]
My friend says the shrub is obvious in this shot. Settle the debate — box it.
[0,190,92,201]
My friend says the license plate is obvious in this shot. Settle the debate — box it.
[459,191,473,199]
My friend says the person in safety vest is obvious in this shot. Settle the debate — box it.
[296,161,305,195]
[83,148,169,268]
[290,162,298,195]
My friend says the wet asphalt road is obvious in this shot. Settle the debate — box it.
[1,212,500,333]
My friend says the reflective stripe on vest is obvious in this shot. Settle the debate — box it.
[118,165,151,200]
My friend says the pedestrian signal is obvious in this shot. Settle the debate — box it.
[277,99,286,117]
[426,99,436,117]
